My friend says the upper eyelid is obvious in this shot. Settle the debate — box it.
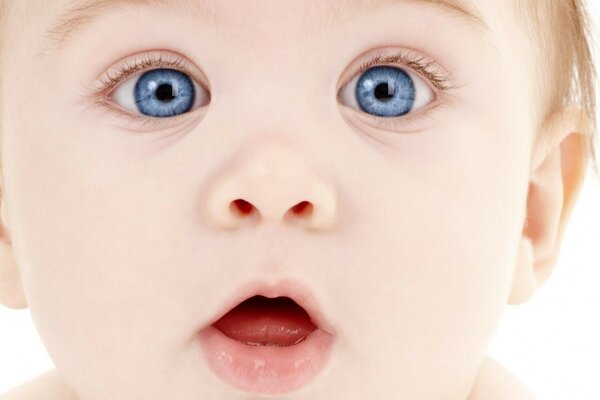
[88,48,457,130]
[338,48,455,94]
[95,51,208,96]
[97,48,450,95]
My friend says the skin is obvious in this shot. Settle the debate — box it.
[0,0,590,399]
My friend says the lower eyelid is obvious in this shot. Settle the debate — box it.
[340,98,445,134]
[92,98,199,132]
[100,91,438,134]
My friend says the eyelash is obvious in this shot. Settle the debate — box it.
[337,49,454,131]
[93,50,454,131]
[93,53,203,130]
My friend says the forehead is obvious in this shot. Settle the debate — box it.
[5,0,533,84]
[18,0,511,55]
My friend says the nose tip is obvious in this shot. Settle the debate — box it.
[205,137,338,231]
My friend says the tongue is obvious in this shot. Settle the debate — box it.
[213,295,318,347]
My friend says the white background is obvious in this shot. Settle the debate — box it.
[1,2,600,398]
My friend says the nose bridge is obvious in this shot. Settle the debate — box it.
[206,136,338,231]
[222,39,321,125]
[232,70,309,124]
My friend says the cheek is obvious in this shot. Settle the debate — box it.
[333,111,531,388]
[3,111,216,394]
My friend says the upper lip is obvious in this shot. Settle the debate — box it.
[205,278,336,336]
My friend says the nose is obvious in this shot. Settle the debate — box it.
[206,139,338,231]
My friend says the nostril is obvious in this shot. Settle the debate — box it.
[232,199,312,217]
[291,201,312,215]
[232,199,253,215]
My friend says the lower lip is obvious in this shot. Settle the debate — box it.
[196,325,334,394]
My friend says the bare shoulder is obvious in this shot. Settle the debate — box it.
[467,355,539,400]
[0,369,79,400]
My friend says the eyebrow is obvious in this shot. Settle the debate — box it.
[37,0,490,57]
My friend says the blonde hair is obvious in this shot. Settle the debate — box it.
[0,0,598,176]
[516,0,598,176]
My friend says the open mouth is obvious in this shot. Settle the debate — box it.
[195,280,335,394]
[212,295,318,347]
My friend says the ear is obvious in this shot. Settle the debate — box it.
[508,107,590,304]
[0,187,28,309]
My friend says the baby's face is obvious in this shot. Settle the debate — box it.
[1,0,546,398]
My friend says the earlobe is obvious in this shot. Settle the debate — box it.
[0,198,28,309]
[508,107,590,305]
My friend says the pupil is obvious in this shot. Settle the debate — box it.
[156,83,175,102]
[374,82,394,101]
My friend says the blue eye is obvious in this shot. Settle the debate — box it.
[110,68,208,118]
[339,65,434,119]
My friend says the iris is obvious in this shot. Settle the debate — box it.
[134,68,196,117]
[355,66,415,117]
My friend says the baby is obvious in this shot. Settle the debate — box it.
[0,0,597,399]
